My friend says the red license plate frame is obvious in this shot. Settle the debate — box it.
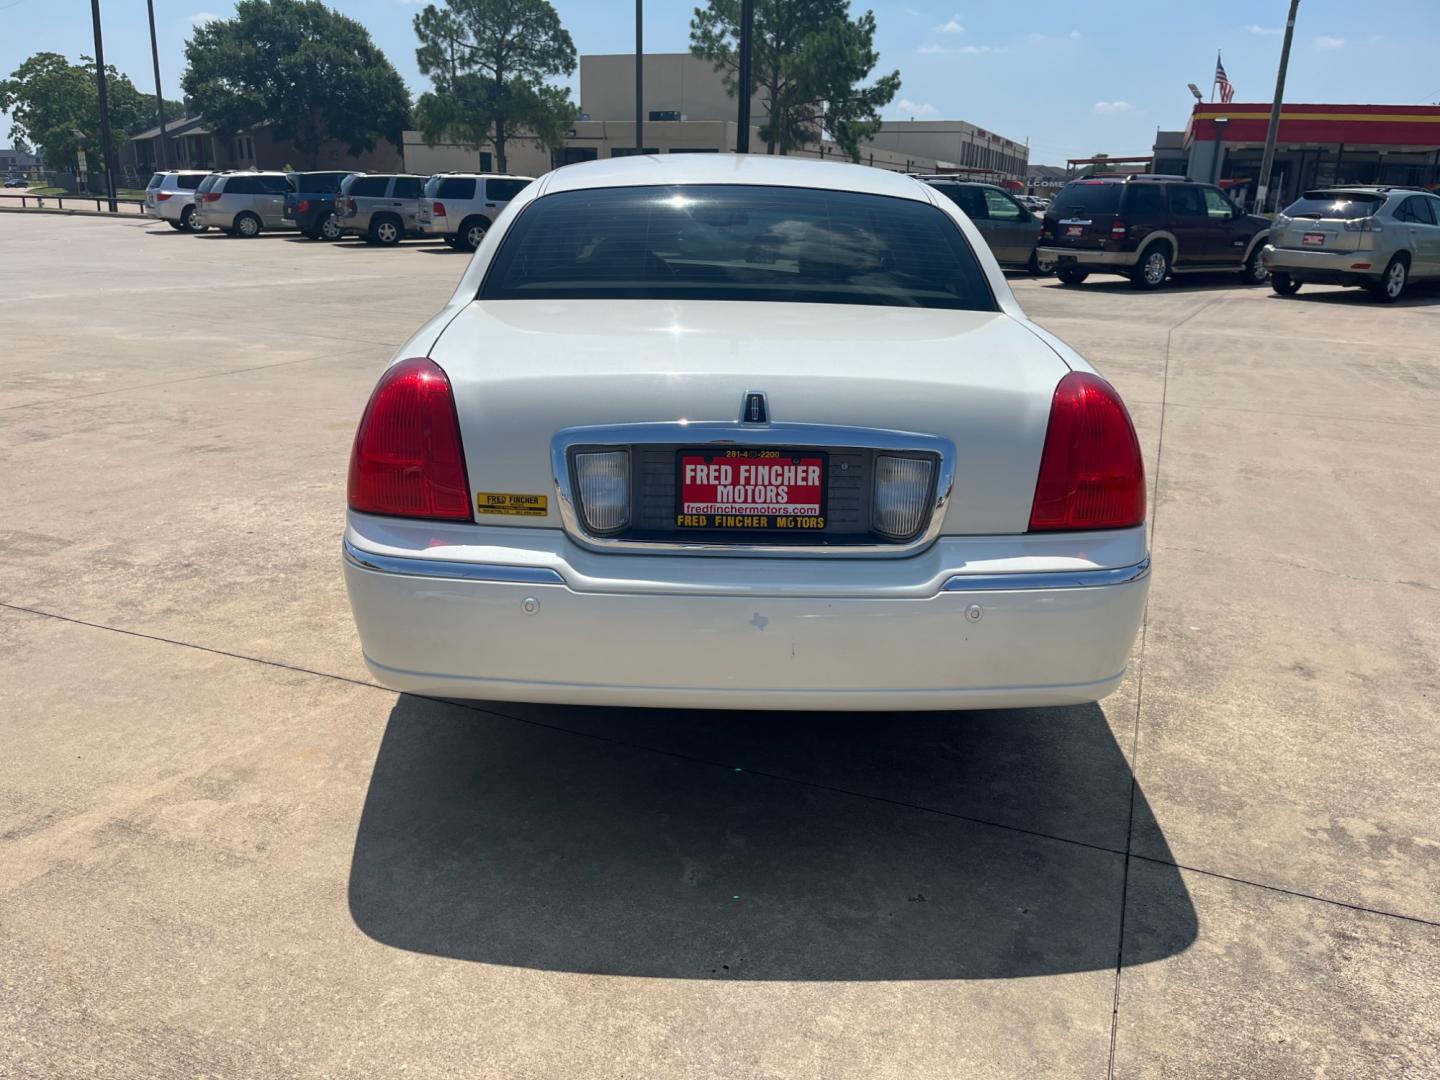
[676,450,827,531]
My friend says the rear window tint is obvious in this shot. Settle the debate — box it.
[485,178,529,202]
[392,176,423,199]
[437,177,476,199]
[1282,192,1386,219]
[1168,185,1205,217]
[480,184,997,311]
[1122,184,1165,216]
[348,177,390,197]
[222,176,258,194]
[1051,182,1122,215]
[176,173,205,190]
[298,172,350,193]
[930,183,984,218]
[146,173,165,190]
[196,175,219,194]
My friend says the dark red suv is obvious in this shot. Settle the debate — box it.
[1037,175,1271,289]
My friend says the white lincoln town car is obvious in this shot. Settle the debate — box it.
[342,154,1149,710]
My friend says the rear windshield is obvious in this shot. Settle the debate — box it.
[480,184,997,311]
[196,174,219,194]
[436,177,476,199]
[297,172,350,193]
[348,176,390,197]
[1282,192,1386,219]
[1051,181,1123,216]
[146,173,164,190]
[176,173,205,190]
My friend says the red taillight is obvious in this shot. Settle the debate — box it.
[297,198,311,212]
[1029,372,1145,532]
[156,191,173,201]
[1110,219,1128,239]
[432,201,447,216]
[347,357,471,520]
[346,198,357,214]
[203,192,221,202]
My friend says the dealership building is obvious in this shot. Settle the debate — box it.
[1159,102,1440,209]
[406,53,1028,182]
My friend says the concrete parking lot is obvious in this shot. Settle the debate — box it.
[2,212,1438,1078]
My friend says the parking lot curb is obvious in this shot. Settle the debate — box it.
[0,205,144,220]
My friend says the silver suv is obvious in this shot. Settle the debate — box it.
[192,171,297,237]
[143,170,212,231]
[418,173,534,250]
[334,173,426,245]
[1264,186,1440,303]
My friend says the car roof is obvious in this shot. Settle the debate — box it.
[540,153,930,202]
[430,172,534,179]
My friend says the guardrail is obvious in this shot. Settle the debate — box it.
[0,192,145,212]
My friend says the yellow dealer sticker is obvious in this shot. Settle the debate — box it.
[476,492,548,517]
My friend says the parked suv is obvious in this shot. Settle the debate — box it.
[192,171,297,237]
[283,171,358,240]
[334,173,426,245]
[418,173,534,250]
[1038,175,1271,289]
[1264,187,1440,303]
[922,178,1050,273]
[143,170,212,231]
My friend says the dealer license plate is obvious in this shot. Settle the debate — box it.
[1302,232,1326,247]
[677,450,826,531]
[1065,225,1084,237]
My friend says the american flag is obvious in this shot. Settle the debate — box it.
[1214,55,1235,104]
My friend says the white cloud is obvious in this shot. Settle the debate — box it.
[1028,30,1081,42]
[919,43,1005,55]
[1093,101,1134,114]
[1069,29,1081,39]
[895,99,938,117]
[933,18,964,33]
[1247,24,1281,35]
[1315,35,1345,49]
[188,11,219,25]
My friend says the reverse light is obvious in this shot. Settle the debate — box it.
[573,451,630,533]
[1029,372,1145,532]
[432,201,447,216]
[1110,219,1128,239]
[347,357,471,520]
[873,455,935,541]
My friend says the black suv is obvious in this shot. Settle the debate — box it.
[282,171,359,241]
[1037,175,1271,289]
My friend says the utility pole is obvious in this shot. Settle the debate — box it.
[634,0,643,153]
[88,0,118,211]
[735,0,754,153]
[145,0,167,169]
[1255,0,1301,214]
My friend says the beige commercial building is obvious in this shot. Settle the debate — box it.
[403,53,1026,181]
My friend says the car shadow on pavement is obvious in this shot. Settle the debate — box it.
[1270,280,1440,307]
[348,695,1197,980]
[1040,274,1260,295]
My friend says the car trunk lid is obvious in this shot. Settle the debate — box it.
[428,300,1072,538]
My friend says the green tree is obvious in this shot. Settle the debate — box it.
[1,52,151,173]
[691,0,900,160]
[181,0,411,168]
[412,0,577,174]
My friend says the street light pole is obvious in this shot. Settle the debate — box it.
[1255,0,1301,213]
[88,0,118,211]
[634,0,643,153]
[146,0,168,169]
[735,0,754,153]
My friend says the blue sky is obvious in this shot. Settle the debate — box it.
[4,0,1438,164]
